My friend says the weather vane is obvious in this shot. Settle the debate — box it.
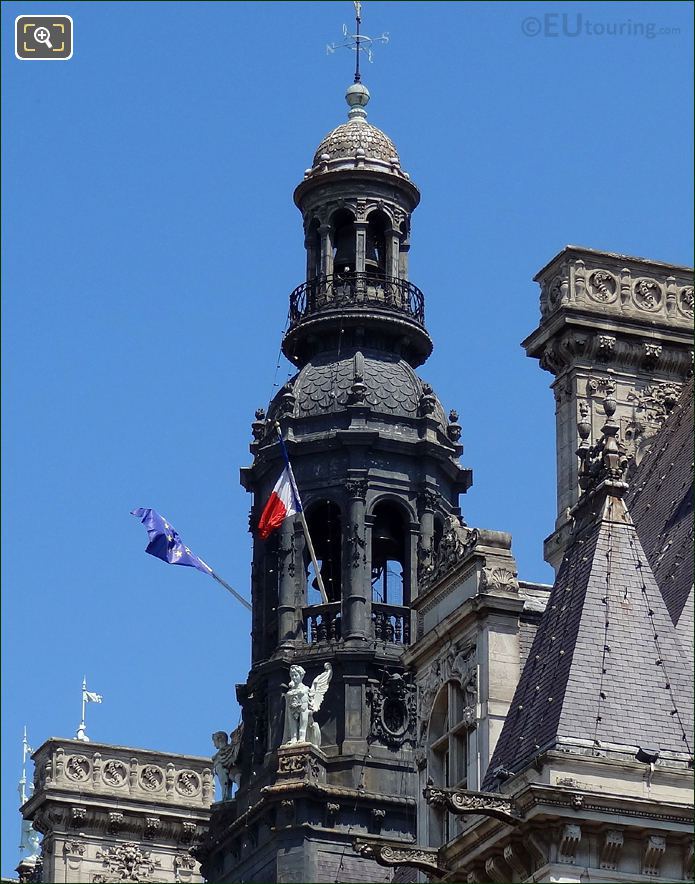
[326,1,389,83]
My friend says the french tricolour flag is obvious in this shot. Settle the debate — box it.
[257,435,303,540]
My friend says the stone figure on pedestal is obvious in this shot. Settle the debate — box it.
[211,724,243,800]
[282,663,332,747]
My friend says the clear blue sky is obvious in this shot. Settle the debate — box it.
[2,0,692,874]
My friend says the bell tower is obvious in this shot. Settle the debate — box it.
[200,80,471,884]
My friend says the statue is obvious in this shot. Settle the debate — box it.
[211,723,243,800]
[282,663,332,747]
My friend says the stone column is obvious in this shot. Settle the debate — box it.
[343,478,369,642]
[355,221,367,276]
[277,519,297,648]
[417,490,437,592]
[319,224,333,279]
[387,228,400,280]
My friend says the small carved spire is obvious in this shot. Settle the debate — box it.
[447,409,462,442]
[251,408,267,441]
[577,394,628,496]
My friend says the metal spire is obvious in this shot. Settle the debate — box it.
[326,1,389,76]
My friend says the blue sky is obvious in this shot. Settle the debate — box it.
[2,0,692,874]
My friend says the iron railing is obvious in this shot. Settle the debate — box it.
[302,602,342,644]
[372,603,411,645]
[289,273,425,326]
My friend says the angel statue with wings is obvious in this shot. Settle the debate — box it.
[282,662,333,747]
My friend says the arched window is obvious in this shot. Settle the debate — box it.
[365,210,389,277]
[371,501,408,606]
[306,216,321,282]
[427,682,469,847]
[331,208,356,277]
[304,501,342,604]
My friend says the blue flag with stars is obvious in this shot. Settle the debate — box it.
[131,508,212,574]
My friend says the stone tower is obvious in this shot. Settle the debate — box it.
[199,82,471,883]
[523,246,693,571]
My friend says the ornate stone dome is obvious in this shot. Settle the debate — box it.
[268,350,448,431]
[304,82,410,180]
[312,119,399,168]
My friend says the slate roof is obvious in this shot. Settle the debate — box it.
[484,486,694,787]
[626,379,693,643]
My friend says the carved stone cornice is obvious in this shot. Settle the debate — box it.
[423,783,521,825]
[353,839,447,878]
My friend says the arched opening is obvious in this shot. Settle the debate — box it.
[433,513,445,556]
[427,682,469,847]
[398,218,410,280]
[365,210,389,277]
[371,501,408,606]
[306,216,321,282]
[258,533,279,660]
[304,501,342,605]
[331,208,356,277]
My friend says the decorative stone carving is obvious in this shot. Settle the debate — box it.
[417,643,477,742]
[108,811,124,834]
[96,842,161,881]
[63,839,86,857]
[480,566,518,593]
[417,489,438,512]
[212,724,243,800]
[175,770,201,797]
[277,750,321,781]
[421,516,478,589]
[588,270,618,303]
[447,409,462,442]
[139,764,165,792]
[344,477,368,499]
[70,805,87,826]
[633,278,663,311]
[642,835,666,876]
[558,823,581,863]
[367,672,416,750]
[627,382,681,422]
[65,755,90,781]
[251,407,266,441]
[102,759,128,787]
[281,662,332,746]
[173,851,197,878]
[679,285,694,318]
[418,382,437,417]
[144,817,161,840]
[586,376,616,397]
[503,843,529,879]
[353,840,445,877]
[179,822,197,845]
[370,808,386,830]
[423,782,521,825]
[596,335,616,360]
[600,829,624,870]
[642,342,662,368]
[485,856,509,883]
[347,523,366,568]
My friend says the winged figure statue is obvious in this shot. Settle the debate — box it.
[282,662,333,747]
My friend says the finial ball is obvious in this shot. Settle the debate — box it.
[346,82,370,109]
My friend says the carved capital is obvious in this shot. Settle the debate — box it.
[344,477,368,500]
[144,816,161,840]
[70,806,87,827]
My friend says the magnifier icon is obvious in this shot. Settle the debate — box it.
[34,26,53,48]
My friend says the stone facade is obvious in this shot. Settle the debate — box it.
[522,246,692,571]
[20,739,212,883]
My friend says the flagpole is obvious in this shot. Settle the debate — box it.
[207,570,252,611]
[76,676,88,742]
[274,424,329,606]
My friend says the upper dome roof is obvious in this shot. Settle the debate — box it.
[304,83,411,181]
[267,350,448,432]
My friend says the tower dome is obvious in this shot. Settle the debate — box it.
[306,83,409,179]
